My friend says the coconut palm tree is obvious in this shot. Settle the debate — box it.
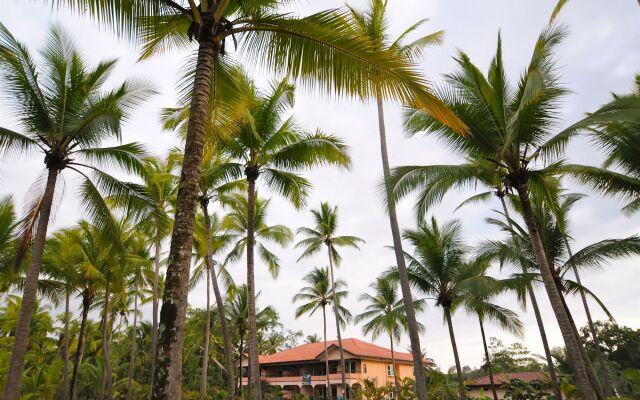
[293,267,351,400]
[0,24,151,400]
[389,25,604,399]
[564,76,640,215]
[387,217,475,400]
[355,276,425,398]
[220,76,350,399]
[42,229,86,399]
[459,258,524,400]
[484,195,640,397]
[191,209,235,400]
[134,155,178,390]
[345,2,448,395]
[42,3,462,397]
[296,202,364,393]
[226,284,276,395]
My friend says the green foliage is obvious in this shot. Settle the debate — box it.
[502,378,552,399]
[485,338,545,373]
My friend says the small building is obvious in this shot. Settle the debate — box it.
[465,371,549,399]
[240,338,433,399]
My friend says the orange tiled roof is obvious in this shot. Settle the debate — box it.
[258,338,431,365]
[466,372,548,387]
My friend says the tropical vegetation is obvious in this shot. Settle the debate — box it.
[0,1,639,400]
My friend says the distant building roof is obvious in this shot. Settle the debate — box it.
[466,372,548,387]
[257,338,433,365]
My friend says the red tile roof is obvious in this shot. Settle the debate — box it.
[258,338,432,365]
[466,372,548,387]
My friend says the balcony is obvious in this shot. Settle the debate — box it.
[242,372,363,387]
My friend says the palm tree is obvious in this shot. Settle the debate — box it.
[220,76,350,400]
[345,3,448,395]
[43,3,462,397]
[42,229,86,399]
[121,229,154,400]
[485,195,640,396]
[355,276,425,398]
[0,24,151,400]
[66,222,108,400]
[296,202,364,394]
[293,267,351,400]
[459,258,524,400]
[135,155,178,391]
[388,217,474,400]
[191,209,235,400]
[306,334,321,344]
[564,76,640,214]
[226,284,276,395]
[0,196,16,273]
[390,25,603,399]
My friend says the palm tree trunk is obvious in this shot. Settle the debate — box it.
[238,335,244,396]
[322,305,333,400]
[149,231,161,399]
[528,286,564,399]
[327,246,347,398]
[101,285,113,400]
[201,252,212,400]
[203,203,236,399]
[245,173,263,400]
[71,287,93,400]
[61,288,71,400]
[389,334,401,399]
[478,318,498,400]
[444,308,466,400]
[499,196,563,399]
[3,167,58,400]
[564,238,612,396]
[375,93,428,400]
[553,272,606,400]
[127,293,139,400]
[152,40,218,400]
[514,182,595,400]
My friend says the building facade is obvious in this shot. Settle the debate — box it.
[240,338,433,399]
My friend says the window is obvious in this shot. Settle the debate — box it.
[387,365,394,376]
[362,364,367,374]
[345,361,357,374]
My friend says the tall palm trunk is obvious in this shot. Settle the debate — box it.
[499,196,563,399]
[564,238,612,396]
[553,273,606,400]
[71,287,93,400]
[61,288,71,400]
[101,285,113,400]
[245,173,262,400]
[327,246,347,397]
[3,167,59,400]
[322,304,332,400]
[152,40,218,400]
[528,287,564,398]
[149,231,161,399]
[203,202,236,399]
[478,318,498,400]
[238,335,244,395]
[127,293,139,400]
[201,255,212,400]
[389,334,401,399]
[444,308,466,400]
[375,93,428,400]
[514,182,596,400]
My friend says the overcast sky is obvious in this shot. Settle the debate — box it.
[1,0,639,372]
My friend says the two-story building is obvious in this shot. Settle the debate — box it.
[241,338,433,399]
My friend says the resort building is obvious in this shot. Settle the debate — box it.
[240,338,434,399]
[465,371,549,399]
